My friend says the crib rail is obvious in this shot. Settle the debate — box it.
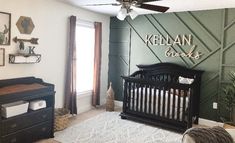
[120,63,203,132]
[121,76,194,132]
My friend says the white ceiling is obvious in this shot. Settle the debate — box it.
[59,0,235,16]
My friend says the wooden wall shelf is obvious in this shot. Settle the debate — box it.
[9,54,41,64]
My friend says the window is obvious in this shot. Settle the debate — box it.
[76,20,95,93]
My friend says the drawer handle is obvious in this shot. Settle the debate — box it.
[10,123,17,128]
[10,138,17,143]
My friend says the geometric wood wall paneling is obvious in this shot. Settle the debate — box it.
[108,27,131,101]
[109,8,235,120]
[219,9,235,120]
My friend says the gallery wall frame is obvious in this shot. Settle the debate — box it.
[0,48,5,66]
[0,12,11,45]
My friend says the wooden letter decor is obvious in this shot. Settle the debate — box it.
[145,34,203,60]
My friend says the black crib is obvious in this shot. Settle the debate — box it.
[120,63,203,132]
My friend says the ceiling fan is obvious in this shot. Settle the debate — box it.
[84,0,169,20]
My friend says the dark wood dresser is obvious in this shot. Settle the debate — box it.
[0,77,55,143]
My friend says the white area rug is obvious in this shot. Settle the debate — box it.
[54,112,182,143]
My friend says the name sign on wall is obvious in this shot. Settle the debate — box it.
[145,34,203,60]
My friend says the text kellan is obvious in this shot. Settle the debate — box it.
[145,34,192,46]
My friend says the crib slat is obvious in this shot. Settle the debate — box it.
[149,85,152,114]
[144,85,148,113]
[153,87,157,115]
[157,87,161,116]
[172,89,176,119]
[128,82,132,110]
[132,82,135,111]
[136,84,139,112]
[123,81,128,113]
[167,88,171,118]
[140,85,143,112]
[182,89,187,121]
[177,89,181,120]
[162,87,166,117]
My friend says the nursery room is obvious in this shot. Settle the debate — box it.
[0,0,235,143]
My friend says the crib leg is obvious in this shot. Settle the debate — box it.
[121,116,127,119]
[193,116,199,124]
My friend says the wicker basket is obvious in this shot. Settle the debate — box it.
[54,108,70,132]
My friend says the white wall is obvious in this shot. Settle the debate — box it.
[0,0,110,108]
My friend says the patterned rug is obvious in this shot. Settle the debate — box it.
[54,112,182,143]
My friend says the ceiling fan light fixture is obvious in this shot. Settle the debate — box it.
[129,9,138,20]
[117,8,127,21]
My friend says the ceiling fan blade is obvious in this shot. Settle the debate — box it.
[139,3,169,12]
[84,3,121,6]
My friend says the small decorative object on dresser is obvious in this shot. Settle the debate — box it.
[29,100,46,110]
[1,101,29,118]
[106,82,115,111]
[0,77,55,143]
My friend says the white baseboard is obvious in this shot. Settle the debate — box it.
[114,100,223,127]
[198,118,224,127]
[114,100,123,108]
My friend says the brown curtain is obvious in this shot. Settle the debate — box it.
[92,22,102,106]
[64,15,77,114]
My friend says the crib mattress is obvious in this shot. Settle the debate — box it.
[128,88,189,121]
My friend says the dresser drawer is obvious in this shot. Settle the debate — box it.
[2,121,52,143]
[2,107,52,135]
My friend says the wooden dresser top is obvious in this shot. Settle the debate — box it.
[0,83,47,96]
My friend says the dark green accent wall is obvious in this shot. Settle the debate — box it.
[108,8,235,120]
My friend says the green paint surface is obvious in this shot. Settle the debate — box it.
[108,8,235,120]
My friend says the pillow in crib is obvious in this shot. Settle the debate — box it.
[179,76,194,84]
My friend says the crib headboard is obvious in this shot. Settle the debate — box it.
[130,62,204,124]
[131,63,202,83]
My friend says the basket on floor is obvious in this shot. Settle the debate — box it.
[54,108,70,132]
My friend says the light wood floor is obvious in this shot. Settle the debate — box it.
[36,106,121,143]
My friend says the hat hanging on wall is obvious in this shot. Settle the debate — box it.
[16,16,35,34]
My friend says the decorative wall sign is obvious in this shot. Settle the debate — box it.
[16,16,35,34]
[145,34,203,60]
[0,48,5,66]
[13,36,38,44]
[0,12,11,45]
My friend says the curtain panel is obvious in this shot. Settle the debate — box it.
[64,15,77,114]
[92,22,102,106]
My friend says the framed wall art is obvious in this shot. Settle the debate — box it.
[0,12,11,45]
[0,48,5,66]
[16,16,35,34]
